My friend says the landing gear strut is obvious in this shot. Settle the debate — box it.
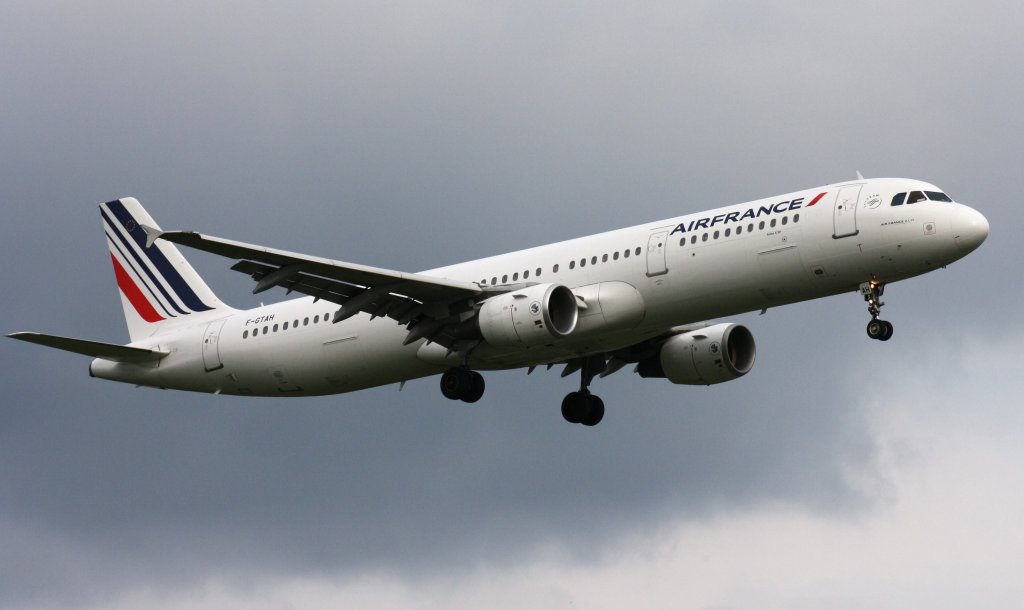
[440,367,485,403]
[860,279,893,341]
[561,355,605,426]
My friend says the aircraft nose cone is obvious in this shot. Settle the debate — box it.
[953,206,989,253]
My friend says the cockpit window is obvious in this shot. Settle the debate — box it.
[907,191,926,204]
[891,192,906,206]
[925,191,953,202]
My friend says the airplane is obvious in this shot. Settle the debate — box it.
[9,176,989,426]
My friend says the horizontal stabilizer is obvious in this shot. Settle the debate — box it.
[8,332,169,363]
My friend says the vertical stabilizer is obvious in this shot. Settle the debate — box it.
[100,197,232,341]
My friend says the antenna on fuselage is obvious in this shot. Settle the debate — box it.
[856,170,865,180]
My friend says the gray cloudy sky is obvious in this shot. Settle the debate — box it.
[3,2,1023,608]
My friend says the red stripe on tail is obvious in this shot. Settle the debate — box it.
[110,254,165,323]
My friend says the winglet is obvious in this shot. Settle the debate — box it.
[140,224,164,248]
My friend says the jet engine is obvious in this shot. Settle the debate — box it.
[639,323,756,385]
[476,283,578,347]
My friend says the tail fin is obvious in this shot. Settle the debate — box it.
[100,197,233,341]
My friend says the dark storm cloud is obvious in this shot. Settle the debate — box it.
[2,1,1021,607]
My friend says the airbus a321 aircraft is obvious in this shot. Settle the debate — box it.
[10,177,988,426]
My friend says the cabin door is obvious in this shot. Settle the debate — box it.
[833,185,862,238]
[202,319,227,372]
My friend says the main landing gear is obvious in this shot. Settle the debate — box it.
[440,367,485,403]
[860,279,894,341]
[561,355,605,426]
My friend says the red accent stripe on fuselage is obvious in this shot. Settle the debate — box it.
[111,254,165,323]
[806,192,827,206]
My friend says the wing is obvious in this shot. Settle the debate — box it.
[8,332,169,363]
[154,229,490,346]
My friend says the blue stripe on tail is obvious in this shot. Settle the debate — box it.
[103,200,214,313]
[102,210,190,316]
[105,234,178,319]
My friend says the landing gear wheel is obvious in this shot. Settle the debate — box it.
[561,391,586,424]
[440,369,466,400]
[866,319,894,341]
[561,355,609,426]
[580,395,605,427]
[860,279,895,342]
[561,391,605,426]
[440,368,486,402]
[463,371,485,403]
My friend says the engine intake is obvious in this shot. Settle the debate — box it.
[477,283,578,347]
[642,323,756,385]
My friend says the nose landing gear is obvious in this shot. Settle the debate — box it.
[860,279,894,341]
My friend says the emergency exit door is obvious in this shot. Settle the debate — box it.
[646,231,668,276]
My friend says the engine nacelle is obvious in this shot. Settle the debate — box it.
[647,323,756,385]
[477,283,578,347]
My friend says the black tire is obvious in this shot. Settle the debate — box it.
[866,319,886,340]
[561,392,585,424]
[462,371,485,403]
[440,369,466,400]
[581,395,605,427]
[879,320,894,341]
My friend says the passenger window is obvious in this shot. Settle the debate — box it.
[891,192,906,206]
[907,191,926,204]
[781,217,788,225]
[737,226,743,235]
[624,249,630,258]
[702,233,709,242]
[491,277,497,285]
[243,330,249,339]
[536,268,542,277]
[635,247,641,256]
[523,270,529,279]
[602,254,608,262]
[569,261,575,269]
[713,230,720,239]
[263,325,269,334]
[502,274,508,283]
[273,324,279,332]
[591,256,597,265]
[793,214,800,223]
[724,228,731,237]
[759,221,765,230]
[748,223,754,232]
[512,272,519,281]
[313,315,319,323]
[294,320,298,328]
[553,264,559,273]
[925,191,953,202]
[770,219,777,228]
[613,251,619,260]
[303,317,309,326]
[580,258,586,267]
[690,235,697,244]
[253,328,259,336]
[283,322,289,330]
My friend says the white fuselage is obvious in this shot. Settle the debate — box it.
[89,177,987,396]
